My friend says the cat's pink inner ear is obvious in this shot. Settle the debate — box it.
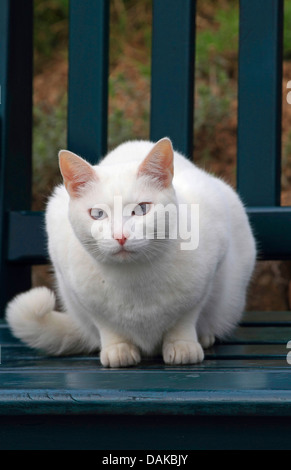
[59,150,98,198]
[138,138,174,187]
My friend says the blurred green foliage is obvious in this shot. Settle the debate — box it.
[110,0,152,67]
[32,98,67,208]
[284,0,291,59]
[196,5,239,78]
[34,0,69,73]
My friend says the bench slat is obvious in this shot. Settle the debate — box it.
[246,207,291,260]
[0,343,287,361]
[0,0,33,311]
[1,358,289,370]
[0,367,290,391]
[150,0,196,157]
[237,0,283,207]
[0,369,291,418]
[1,313,291,422]
[226,326,291,344]
[68,0,109,163]
[241,310,291,325]
[7,207,291,264]
[7,211,47,264]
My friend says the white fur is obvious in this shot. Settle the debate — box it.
[6,139,256,367]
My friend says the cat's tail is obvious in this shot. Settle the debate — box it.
[6,287,99,356]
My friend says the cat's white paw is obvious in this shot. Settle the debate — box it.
[100,342,141,368]
[199,334,215,349]
[163,340,204,365]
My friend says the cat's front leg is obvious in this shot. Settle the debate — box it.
[99,325,141,368]
[162,311,204,365]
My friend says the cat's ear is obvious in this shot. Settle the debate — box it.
[58,150,98,198]
[138,137,174,188]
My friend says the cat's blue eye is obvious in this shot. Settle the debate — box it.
[90,208,108,220]
[132,203,151,216]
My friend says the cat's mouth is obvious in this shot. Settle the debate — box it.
[114,247,132,256]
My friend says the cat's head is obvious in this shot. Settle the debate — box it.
[59,138,178,264]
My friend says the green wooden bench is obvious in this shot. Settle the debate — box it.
[1,0,291,450]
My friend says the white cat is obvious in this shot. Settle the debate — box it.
[6,138,256,367]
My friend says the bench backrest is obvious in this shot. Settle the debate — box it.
[0,0,286,313]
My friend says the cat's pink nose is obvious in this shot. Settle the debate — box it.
[115,235,127,246]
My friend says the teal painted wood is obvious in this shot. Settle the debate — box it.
[241,311,291,326]
[7,211,47,264]
[6,207,291,265]
[247,207,291,260]
[68,0,109,163]
[2,312,291,448]
[9,206,291,264]
[1,314,291,422]
[150,0,196,157]
[0,343,288,363]
[0,0,33,312]
[1,415,291,450]
[237,0,283,207]
[226,326,291,344]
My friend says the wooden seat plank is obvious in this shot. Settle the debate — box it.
[241,311,291,326]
